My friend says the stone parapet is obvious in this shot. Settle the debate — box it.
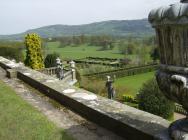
[0,56,171,140]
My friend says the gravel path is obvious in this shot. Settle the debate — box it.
[0,68,124,140]
[174,113,186,120]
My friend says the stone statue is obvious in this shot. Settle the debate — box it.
[106,76,115,99]
[58,65,64,80]
[56,57,64,80]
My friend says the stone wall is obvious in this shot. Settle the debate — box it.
[0,56,171,140]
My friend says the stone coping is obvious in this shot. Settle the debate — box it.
[160,64,188,74]
[0,56,171,140]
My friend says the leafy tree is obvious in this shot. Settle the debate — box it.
[58,36,72,48]
[118,41,135,55]
[80,34,86,44]
[118,41,127,55]
[109,42,115,50]
[24,33,44,70]
[59,40,67,48]
[127,43,135,55]
[98,40,114,51]
[138,78,174,120]
[142,36,157,46]
[72,36,81,46]
[44,53,60,68]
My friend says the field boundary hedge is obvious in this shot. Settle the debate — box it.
[74,57,129,67]
[86,57,118,61]
[84,64,158,79]
[74,60,120,67]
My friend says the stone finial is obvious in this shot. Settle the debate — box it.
[70,60,75,68]
[56,57,61,65]
[106,76,111,82]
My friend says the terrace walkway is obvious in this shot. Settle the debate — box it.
[0,67,123,140]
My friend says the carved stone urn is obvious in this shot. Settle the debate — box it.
[149,0,188,139]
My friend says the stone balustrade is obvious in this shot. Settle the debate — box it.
[38,66,76,85]
[0,56,171,140]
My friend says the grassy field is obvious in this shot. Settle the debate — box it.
[0,80,73,140]
[46,41,124,59]
[115,71,155,96]
[45,41,151,60]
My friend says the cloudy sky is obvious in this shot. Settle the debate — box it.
[0,0,179,35]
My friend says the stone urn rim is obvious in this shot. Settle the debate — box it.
[149,1,188,26]
[160,64,188,75]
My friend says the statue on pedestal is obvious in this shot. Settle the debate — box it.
[56,57,64,80]
[106,76,115,99]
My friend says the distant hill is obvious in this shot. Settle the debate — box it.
[0,19,154,40]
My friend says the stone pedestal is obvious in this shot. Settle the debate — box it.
[6,69,17,78]
[71,69,76,82]
[169,119,188,140]
[156,67,188,140]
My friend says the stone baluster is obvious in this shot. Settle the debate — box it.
[70,60,76,82]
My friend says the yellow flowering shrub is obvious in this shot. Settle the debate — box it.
[24,33,44,70]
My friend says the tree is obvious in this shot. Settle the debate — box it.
[109,42,115,50]
[136,45,148,65]
[118,41,135,55]
[24,33,44,70]
[138,78,174,120]
[80,34,86,44]
[127,43,135,55]
[118,41,127,55]
[98,40,114,51]
[72,36,81,46]
[142,36,157,46]
[44,53,60,68]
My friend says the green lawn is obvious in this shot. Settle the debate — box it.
[115,71,155,96]
[0,80,73,140]
[45,41,142,60]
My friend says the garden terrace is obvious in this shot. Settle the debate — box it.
[0,56,170,140]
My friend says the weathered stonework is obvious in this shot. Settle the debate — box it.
[0,56,171,140]
[156,65,188,109]
[6,69,17,79]
[149,1,188,139]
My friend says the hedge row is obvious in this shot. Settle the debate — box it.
[84,63,158,75]
[74,60,121,67]
[86,57,118,61]
[0,47,24,62]
[85,64,158,79]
